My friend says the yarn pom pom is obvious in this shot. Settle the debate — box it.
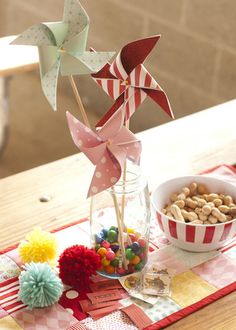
[58,245,101,288]
[19,262,63,309]
[19,228,57,264]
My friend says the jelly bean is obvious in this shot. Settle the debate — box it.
[137,238,146,247]
[117,267,126,275]
[110,258,119,267]
[101,257,110,266]
[125,248,135,260]
[101,240,110,249]
[107,230,118,243]
[134,261,145,271]
[130,255,140,265]
[106,250,115,261]
[104,265,115,274]
[95,234,104,244]
[97,247,107,257]
[127,228,134,233]
[110,244,119,253]
[129,233,137,242]
[131,242,140,253]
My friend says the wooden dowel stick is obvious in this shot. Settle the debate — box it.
[68,75,91,129]
[68,74,127,270]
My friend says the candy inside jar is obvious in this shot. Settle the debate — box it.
[90,164,151,278]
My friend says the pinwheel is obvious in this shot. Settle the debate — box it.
[92,35,174,127]
[11,0,115,111]
[66,111,141,197]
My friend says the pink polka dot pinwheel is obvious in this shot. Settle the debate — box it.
[66,112,142,197]
[92,35,174,128]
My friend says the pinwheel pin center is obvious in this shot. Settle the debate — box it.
[106,139,113,146]
[58,47,66,53]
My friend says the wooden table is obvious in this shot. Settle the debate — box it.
[0,100,236,329]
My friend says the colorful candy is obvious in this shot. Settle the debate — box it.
[94,226,148,277]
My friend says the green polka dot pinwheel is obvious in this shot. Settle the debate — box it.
[11,0,115,111]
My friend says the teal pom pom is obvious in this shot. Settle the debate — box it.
[19,262,63,309]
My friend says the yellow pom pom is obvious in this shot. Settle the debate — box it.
[19,228,57,264]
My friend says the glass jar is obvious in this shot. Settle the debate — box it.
[90,163,151,278]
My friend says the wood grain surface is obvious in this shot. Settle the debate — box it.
[0,100,236,328]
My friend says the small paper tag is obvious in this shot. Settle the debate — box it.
[119,273,158,305]
[90,279,122,292]
[79,299,118,313]
[87,289,123,304]
[87,303,121,320]
[121,304,153,329]
[142,273,171,296]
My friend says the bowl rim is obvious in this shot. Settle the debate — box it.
[151,174,236,227]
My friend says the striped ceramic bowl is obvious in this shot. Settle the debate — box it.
[151,175,236,252]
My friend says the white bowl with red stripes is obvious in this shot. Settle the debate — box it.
[151,175,236,252]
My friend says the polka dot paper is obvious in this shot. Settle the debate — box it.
[66,111,141,197]
[59,289,87,321]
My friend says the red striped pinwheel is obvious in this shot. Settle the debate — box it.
[92,36,174,127]
[66,112,141,197]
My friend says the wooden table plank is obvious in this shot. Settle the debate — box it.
[0,99,236,329]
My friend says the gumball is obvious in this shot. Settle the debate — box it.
[127,228,134,233]
[110,244,119,253]
[137,238,146,247]
[130,255,140,265]
[106,250,115,261]
[130,242,140,253]
[134,261,145,271]
[95,234,104,244]
[101,240,110,249]
[129,233,137,242]
[101,257,110,266]
[128,264,135,273]
[101,228,108,237]
[104,265,115,274]
[110,258,119,267]
[109,226,118,232]
[107,230,118,243]
[95,244,101,251]
[125,248,135,260]
[97,247,107,257]
[117,267,126,275]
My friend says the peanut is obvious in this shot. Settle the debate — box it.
[188,212,198,222]
[189,182,197,196]
[182,187,190,197]
[229,206,236,215]
[170,193,178,202]
[181,209,189,220]
[195,207,202,215]
[202,204,212,216]
[174,200,185,209]
[213,198,223,207]
[176,192,186,201]
[170,204,185,222]
[218,205,229,214]
[162,208,167,214]
[207,193,219,202]
[185,198,197,209]
[208,215,218,224]
[211,207,227,222]
[198,183,208,194]
[224,195,233,206]
[199,212,208,221]
[191,220,203,224]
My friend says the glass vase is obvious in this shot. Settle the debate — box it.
[90,163,151,278]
